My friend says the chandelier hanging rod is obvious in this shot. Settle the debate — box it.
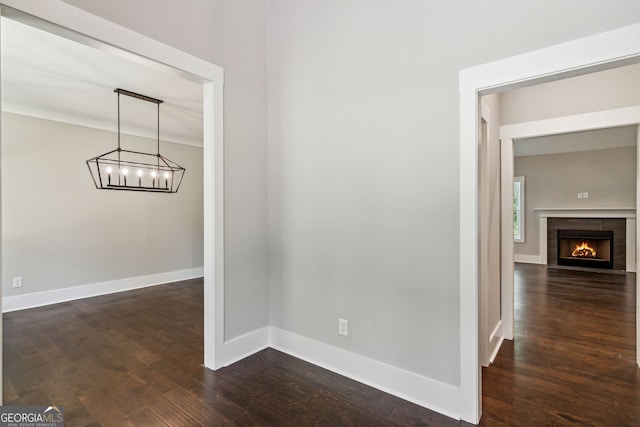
[115,88,163,157]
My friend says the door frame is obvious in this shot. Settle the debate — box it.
[0,0,226,389]
[459,23,640,424]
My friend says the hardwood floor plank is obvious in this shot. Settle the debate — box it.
[272,352,395,414]
[163,387,233,425]
[227,395,300,426]
[4,387,51,407]
[142,390,204,427]
[91,365,147,416]
[234,412,276,427]
[384,395,465,427]
[125,407,170,427]
[3,376,19,402]
[77,385,135,427]
[294,391,392,427]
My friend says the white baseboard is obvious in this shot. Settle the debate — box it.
[220,327,270,367]
[514,254,542,264]
[2,267,204,313]
[489,320,502,343]
[489,336,504,365]
[488,321,504,364]
[269,326,461,421]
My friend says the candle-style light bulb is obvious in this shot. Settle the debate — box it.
[122,168,129,186]
[137,169,143,187]
[151,171,157,188]
[105,166,113,186]
[163,172,170,190]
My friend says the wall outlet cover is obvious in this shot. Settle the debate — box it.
[338,318,348,336]
[12,277,23,288]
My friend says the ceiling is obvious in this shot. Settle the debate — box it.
[1,17,204,147]
[7,15,632,155]
[514,125,637,157]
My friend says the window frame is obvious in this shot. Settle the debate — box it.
[513,176,525,243]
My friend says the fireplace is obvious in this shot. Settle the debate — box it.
[557,229,613,269]
[547,217,626,270]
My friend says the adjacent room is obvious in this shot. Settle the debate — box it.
[1,17,205,312]
[478,62,640,425]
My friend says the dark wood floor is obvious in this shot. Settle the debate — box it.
[480,264,640,426]
[5,265,638,426]
[4,279,469,426]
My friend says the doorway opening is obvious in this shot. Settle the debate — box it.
[0,1,224,405]
[460,22,640,424]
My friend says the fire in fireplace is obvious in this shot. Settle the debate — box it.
[571,241,597,258]
[557,229,613,269]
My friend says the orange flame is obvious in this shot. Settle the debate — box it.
[572,241,596,258]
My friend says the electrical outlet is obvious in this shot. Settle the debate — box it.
[12,277,22,288]
[338,318,348,336]
[583,192,589,199]
[577,192,583,199]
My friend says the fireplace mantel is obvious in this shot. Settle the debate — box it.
[535,207,636,219]
[535,208,636,272]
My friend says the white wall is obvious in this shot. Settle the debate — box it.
[267,0,640,386]
[60,0,269,340]
[514,145,637,257]
[1,113,203,296]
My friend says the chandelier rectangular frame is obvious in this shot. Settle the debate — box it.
[86,88,186,193]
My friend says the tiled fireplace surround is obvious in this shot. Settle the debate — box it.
[534,208,636,272]
[548,218,624,270]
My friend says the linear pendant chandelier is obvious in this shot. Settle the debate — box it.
[86,88,186,193]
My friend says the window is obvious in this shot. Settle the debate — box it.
[513,176,525,242]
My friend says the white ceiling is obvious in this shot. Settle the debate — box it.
[7,15,632,155]
[514,125,637,157]
[1,17,204,147]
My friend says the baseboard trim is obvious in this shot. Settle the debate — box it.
[2,267,204,313]
[220,327,270,367]
[269,327,461,421]
[489,336,505,365]
[489,320,502,343]
[488,321,504,364]
[514,254,542,264]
